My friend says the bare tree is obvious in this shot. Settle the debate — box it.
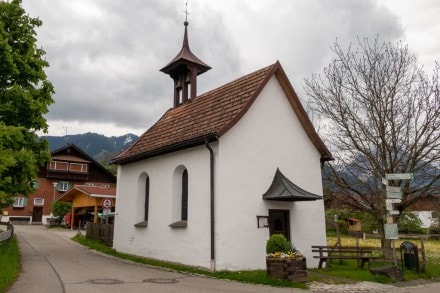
[305,37,440,246]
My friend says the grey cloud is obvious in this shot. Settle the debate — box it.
[21,0,427,136]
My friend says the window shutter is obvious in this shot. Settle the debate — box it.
[68,182,73,189]
[23,198,28,206]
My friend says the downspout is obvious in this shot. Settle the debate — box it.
[205,138,215,271]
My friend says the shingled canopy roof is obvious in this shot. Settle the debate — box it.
[57,185,116,202]
[262,168,323,201]
[112,61,333,165]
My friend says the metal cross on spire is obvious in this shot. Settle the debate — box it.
[183,1,189,24]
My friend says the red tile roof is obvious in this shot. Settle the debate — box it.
[112,62,332,164]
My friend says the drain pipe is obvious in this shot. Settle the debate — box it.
[205,137,215,271]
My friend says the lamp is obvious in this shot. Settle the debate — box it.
[52,182,59,202]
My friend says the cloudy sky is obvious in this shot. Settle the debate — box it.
[21,0,440,137]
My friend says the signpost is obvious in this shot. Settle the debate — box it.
[101,198,114,224]
[385,173,414,180]
[386,186,402,199]
[383,173,414,267]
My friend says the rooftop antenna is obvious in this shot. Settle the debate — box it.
[183,1,189,24]
[63,126,70,145]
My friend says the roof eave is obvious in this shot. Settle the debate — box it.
[112,134,218,165]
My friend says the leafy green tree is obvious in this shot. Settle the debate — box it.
[0,0,54,210]
[306,37,439,247]
[397,210,424,234]
[52,202,71,219]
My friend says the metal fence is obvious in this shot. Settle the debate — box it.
[86,223,113,246]
[0,221,14,244]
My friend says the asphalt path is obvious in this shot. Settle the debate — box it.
[7,225,440,293]
[7,225,302,293]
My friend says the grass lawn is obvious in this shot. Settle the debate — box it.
[73,233,440,288]
[0,236,20,293]
[307,235,440,284]
[73,235,309,289]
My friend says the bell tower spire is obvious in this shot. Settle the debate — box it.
[160,3,211,107]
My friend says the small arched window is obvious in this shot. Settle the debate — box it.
[169,166,188,228]
[181,169,188,221]
[144,176,150,221]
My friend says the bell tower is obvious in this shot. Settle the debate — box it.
[160,19,211,107]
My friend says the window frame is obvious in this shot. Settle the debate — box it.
[34,198,44,206]
[13,197,26,208]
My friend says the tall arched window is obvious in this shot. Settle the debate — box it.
[134,172,149,227]
[170,166,188,228]
[181,169,188,221]
[144,176,150,221]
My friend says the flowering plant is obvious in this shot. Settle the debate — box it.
[266,234,302,258]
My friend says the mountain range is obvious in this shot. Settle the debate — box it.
[42,132,139,164]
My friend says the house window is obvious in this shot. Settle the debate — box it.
[13,197,27,208]
[181,169,188,221]
[32,179,39,189]
[69,163,88,173]
[48,161,69,171]
[34,198,44,206]
[58,181,71,192]
[85,183,95,187]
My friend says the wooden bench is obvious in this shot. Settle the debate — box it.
[311,245,384,269]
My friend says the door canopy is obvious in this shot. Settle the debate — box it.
[262,168,322,201]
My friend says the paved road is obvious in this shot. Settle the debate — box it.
[8,225,302,293]
[7,225,440,293]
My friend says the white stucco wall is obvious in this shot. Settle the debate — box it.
[114,75,327,271]
[113,145,214,268]
[215,76,327,270]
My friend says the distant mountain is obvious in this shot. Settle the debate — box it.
[42,132,138,163]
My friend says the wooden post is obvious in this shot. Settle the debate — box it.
[93,203,98,224]
[420,238,427,273]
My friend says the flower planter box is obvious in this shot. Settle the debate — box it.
[266,256,307,282]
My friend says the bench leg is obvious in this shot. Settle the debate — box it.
[319,259,325,269]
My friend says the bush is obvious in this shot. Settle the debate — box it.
[266,234,295,254]
[398,210,424,234]
[52,202,71,219]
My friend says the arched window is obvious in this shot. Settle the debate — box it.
[134,172,149,227]
[170,166,188,228]
[181,169,188,221]
[144,176,150,221]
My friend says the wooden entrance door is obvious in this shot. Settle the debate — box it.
[33,206,43,222]
[268,209,290,240]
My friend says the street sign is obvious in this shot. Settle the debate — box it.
[386,186,402,199]
[386,199,402,204]
[384,223,399,240]
[385,198,402,209]
[101,198,114,209]
[385,173,414,180]
[103,208,111,215]
[388,210,400,215]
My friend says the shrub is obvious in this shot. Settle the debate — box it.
[266,234,295,254]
